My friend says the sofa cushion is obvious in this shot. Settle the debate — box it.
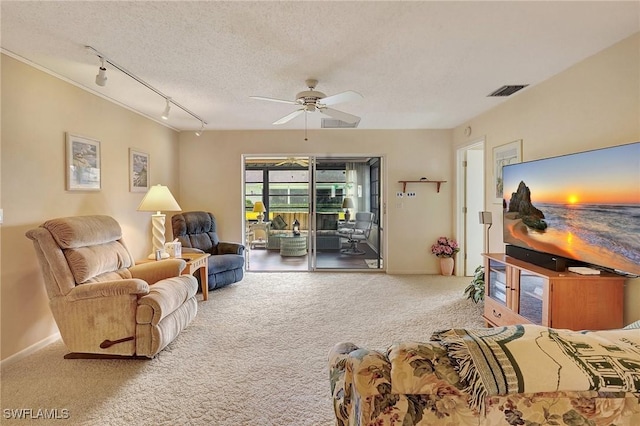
[136,275,198,325]
[271,214,288,230]
[43,215,123,248]
[208,253,245,273]
[172,212,220,251]
[273,212,308,230]
[65,241,133,284]
[317,213,339,230]
[387,341,463,395]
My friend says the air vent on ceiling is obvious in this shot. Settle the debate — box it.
[321,118,360,128]
[487,85,529,97]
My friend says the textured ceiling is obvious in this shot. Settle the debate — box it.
[2,1,639,132]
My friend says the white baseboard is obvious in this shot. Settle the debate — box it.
[1,333,61,369]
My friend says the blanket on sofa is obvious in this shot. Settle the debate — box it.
[432,324,640,411]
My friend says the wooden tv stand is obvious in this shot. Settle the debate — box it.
[482,253,624,330]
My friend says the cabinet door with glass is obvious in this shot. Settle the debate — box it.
[511,269,547,325]
[484,254,547,327]
[486,258,508,306]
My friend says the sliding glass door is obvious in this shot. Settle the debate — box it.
[312,157,382,270]
[244,156,383,271]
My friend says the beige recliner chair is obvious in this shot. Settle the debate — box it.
[26,215,198,358]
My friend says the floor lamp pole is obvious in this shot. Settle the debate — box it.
[479,211,493,254]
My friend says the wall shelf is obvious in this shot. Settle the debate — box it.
[398,180,446,193]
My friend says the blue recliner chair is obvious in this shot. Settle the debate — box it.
[171,211,245,291]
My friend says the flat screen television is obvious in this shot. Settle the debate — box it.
[502,141,640,276]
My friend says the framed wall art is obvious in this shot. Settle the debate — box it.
[493,139,522,204]
[66,133,101,191]
[129,148,149,192]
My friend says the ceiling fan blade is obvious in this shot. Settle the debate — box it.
[250,96,298,105]
[319,90,363,106]
[320,107,361,124]
[273,109,305,125]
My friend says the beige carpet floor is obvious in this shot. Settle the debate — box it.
[1,272,484,425]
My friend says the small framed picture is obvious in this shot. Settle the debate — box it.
[493,140,522,204]
[129,148,149,192]
[66,133,101,191]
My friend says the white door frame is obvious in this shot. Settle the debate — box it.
[455,138,485,276]
[242,154,385,272]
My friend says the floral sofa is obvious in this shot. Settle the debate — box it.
[329,323,640,425]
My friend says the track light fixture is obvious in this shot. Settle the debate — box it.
[161,98,171,120]
[85,46,207,129]
[95,58,107,86]
[195,121,205,136]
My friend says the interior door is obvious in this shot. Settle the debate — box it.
[465,149,485,274]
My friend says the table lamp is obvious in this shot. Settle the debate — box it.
[342,197,354,222]
[138,184,182,259]
[253,201,266,223]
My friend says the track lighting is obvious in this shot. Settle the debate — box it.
[161,98,171,120]
[195,121,205,136]
[95,58,107,86]
[85,46,207,128]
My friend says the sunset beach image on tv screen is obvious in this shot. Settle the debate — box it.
[502,142,640,275]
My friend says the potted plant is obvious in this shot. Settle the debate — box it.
[430,237,460,275]
[464,265,485,303]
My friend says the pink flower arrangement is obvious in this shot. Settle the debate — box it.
[431,237,460,258]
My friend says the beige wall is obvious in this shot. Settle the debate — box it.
[2,31,638,361]
[453,32,640,322]
[0,54,181,361]
[177,129,455,274]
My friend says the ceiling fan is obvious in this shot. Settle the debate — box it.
[251,79,363,125]
[275,157,309,167]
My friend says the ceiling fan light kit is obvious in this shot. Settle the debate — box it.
[85,46,207,136]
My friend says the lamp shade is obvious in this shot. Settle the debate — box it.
[479,211,492,225]
[137,184,181,212]
[252,201,266,213]
[342,197,355,209]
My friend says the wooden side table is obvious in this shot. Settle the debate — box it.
[248,222,270,249]
[181,253,211,301]
[136,253,211,301]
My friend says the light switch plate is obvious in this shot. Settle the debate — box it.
[0,208,3,224]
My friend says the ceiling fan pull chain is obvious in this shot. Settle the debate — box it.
[304,111,308,141]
